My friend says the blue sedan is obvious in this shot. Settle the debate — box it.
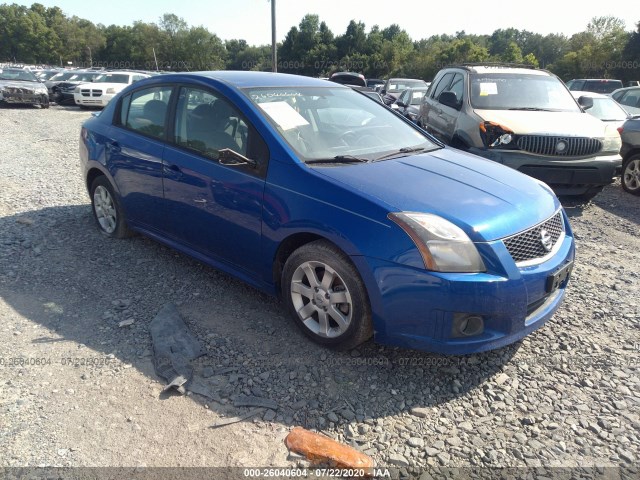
[79,71,575,354]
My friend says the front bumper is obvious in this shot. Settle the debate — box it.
[469,147,622,194]
[74,93,115,107]
[0,90,48,106]
[355,214,575,355]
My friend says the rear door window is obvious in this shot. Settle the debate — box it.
[119,86,173,139]
[431,73,454,101]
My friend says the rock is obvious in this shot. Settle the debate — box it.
[118,318,134,327]
[437,452,451,465]
[618,449,635,463]
[408,437,424,448]
[263,410,276,422]
[327,412,339,423]
[425,447,440,457]
[446,437,462,447]
[410,407,430,418]
[340,409,356,421]
[388,454,410,467]
[494,373,509,385]
[202,367,215,378]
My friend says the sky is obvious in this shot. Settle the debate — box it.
[10,0,640,46]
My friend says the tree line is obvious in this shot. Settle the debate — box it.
[1,3,639,82]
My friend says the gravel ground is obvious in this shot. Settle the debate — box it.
[0,105,639,476]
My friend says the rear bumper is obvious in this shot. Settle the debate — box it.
[354,215,575,354]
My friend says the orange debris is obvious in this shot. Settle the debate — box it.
[285,427,374,474]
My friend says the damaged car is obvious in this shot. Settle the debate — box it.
[0,68,49,108]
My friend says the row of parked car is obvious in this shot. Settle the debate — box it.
[0,66,154,109]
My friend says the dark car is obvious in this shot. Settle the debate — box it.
[329,71,366,87]
[0,68,49,108]
[349,85,385,103]
[79,71,575,354]
[45,70,80,96]
[619,117,640,195]
[366,78,384,89]
[395,87,430,122]
[381,78,429,105]
[566,79,624,94]
[54,71,102,104]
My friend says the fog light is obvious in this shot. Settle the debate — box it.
[452,313,485,337]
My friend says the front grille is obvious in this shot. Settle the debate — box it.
[81,89,102,97]
[516,136,602,157]
[503,212,564,264]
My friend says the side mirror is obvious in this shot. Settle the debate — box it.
[578,96,593,110]
[396,100,406,108]
[439,91,460,110]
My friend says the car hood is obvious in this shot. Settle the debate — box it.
[474,109,606,137]
[0,80,46,92]
[312,148,560,242]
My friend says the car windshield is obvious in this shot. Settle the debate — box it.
[410,90,427,105]
[470,73,580,112]
[388,80,426,92]
[94,74,130,84]
[587,97,629,121]
[0,69,38,82]
[49,71,76,81]
[245,86,438,162]
[69,72,99,82]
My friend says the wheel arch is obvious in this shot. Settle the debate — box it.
[272,232,327,296]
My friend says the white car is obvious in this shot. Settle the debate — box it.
[571,90,631,130]
[74,71,150,107]
[610,86,640,116]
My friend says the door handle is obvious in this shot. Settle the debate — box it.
[193,199,207,204]
[106,141,121,153]
[162,163,183,178]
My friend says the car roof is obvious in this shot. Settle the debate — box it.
[570,90,609,99]
[569,78,622,82]
[155,71,336,89]
[463,66,550,76]
[612,86,640,95]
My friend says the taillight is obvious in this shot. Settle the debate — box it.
[617,126,624,135]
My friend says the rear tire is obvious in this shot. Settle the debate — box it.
[90,176,132,238]
[282,240,373,350]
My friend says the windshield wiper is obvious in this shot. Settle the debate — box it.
[372,146,427,162]
[507,107,555,111]
[306,155,369,165]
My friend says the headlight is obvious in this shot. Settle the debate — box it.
[602,124,622,153]
[389,212,486,272]
[74,86,81,93]
[479,121,516,149]
[106,87,117,94]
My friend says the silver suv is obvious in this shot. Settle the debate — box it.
[417,65,622,197]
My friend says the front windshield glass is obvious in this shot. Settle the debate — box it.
[388,80,426,92]
[245,86,438,162]
[94,74,130,84]
[0,69,39,82]
[49,71,75,81]
[470,73,580,112]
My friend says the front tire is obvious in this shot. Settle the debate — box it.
[282,240,373,350]
[90,176,132,238]
[622,155,640,195]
